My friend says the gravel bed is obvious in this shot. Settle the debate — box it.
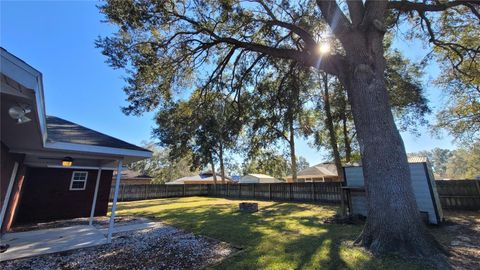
[11,216,149,232]
[1,223,237,270]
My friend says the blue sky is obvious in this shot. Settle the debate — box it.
[1,1,455,165]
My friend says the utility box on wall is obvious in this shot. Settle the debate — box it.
[343,157,444,224]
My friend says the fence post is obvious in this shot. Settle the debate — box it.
[253,184,256,199]
[183,184,186,197]
[311,182,315,201]
[239,184,241,198]
[227,184,229,197]
[121,184,125,201]
[475,180,480,199]
[269,184,272,200]
[165,184,168,197]
[144,184,148,200]
[289,184,293,201]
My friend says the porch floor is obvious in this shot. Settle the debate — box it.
[0,225,106,262]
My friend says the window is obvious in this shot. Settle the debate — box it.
[70,171,88,190]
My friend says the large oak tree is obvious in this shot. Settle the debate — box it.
[97,0,479,264]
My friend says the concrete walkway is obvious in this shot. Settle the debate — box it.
[0,221,161,262]
[0,225,106,262]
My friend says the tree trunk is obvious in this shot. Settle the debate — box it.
[342,110,352,163]
[219,142,226,184]
[322,74,344,181]
[210,153,217,186]
[288,115,298,183]
[338,28,445,261]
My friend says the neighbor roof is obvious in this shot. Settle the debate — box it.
[247,174,275,179]
[113,169,152,180]
[46,116,148,152]
[167,173,233,184]
[294,163,338,178]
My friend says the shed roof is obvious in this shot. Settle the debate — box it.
[46,116,149,152]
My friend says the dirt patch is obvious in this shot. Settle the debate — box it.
[434,211,480,270]
[1,223,238,270]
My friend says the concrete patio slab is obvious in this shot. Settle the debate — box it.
[0,225,107,262]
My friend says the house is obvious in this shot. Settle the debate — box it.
[112,169,153,185]
[286,163,340,182]
[343,156,444,224]
[239,174,282,184]
[0,48,151,235]
[166,171,234,185]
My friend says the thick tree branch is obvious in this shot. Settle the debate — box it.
[316,0,352,40]
[347,0,365,26]
[388,0,480,20]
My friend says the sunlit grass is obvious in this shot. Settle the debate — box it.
[112,196,431,270]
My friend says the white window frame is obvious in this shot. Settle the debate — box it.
[70,171,88,191]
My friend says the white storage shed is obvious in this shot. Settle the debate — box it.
[343,156,443,224]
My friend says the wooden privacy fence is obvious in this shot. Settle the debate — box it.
[206,182,342,203]
[109,184,209,201]
[435,180,480,210]
[110,180,480,211]
[109,182,342,203]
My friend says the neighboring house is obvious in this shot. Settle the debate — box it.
[112,170,153,185]
[239,174,282,184]
[0,48,151,232]
[286,163,340,182]
[166,171,234,185]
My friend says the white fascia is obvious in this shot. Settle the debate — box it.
[44,141,152,159]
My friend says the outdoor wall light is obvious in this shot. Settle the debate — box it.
[62,157,73,167]
[8,105,31,124]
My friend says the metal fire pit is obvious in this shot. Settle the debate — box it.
[239,202,258,213]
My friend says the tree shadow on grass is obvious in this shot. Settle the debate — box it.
[116,199,432,270]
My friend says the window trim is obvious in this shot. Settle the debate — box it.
[70,171,88,191]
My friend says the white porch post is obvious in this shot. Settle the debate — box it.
[107,160,122,243]
[89,168,102,226]
[0,162,19,229]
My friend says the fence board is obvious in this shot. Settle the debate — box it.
[435,180,480,210]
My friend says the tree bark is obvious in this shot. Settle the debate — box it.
[322,73,344,181]
[210,153,217,186]
[342,115,352,163]
[289,124,297,183]
[219,142,226,184]
[337,26,445,261]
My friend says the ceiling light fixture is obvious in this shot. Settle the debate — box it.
[8,105,32,124]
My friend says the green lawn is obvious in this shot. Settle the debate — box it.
[112,196,431,270]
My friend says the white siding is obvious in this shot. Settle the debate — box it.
[345,163,441,224]
[344,167,365,187]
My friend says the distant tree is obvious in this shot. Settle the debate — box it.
[246,62,315,182]
[242,150,292,180]
[297,156,310,172]
[128,142,198,184]
[446,142,480,179]
[154,91,243,184]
